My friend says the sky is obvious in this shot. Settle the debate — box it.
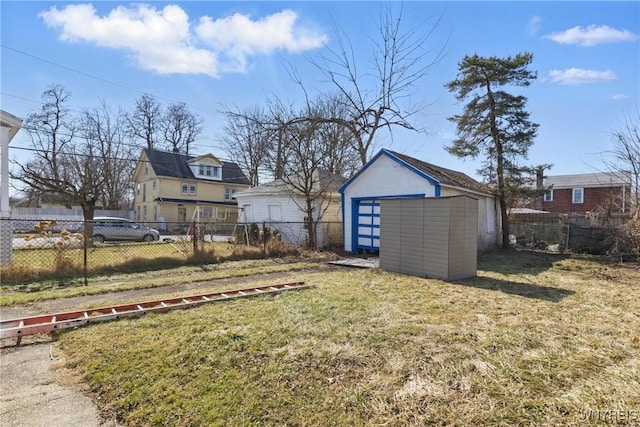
[1,1,639,186]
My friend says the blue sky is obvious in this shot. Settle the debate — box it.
[1,1,638,183]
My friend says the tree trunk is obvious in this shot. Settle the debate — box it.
[306,199,316,249]
[82,202,96,246]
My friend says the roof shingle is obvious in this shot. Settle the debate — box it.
[144,149,251,185]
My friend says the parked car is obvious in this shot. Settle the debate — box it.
[89,217,160,243]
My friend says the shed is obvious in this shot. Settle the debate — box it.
[380,196,477,280]
[340,148,500,253]
[234,170,345,248]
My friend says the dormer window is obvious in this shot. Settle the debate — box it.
[189,157,223,181]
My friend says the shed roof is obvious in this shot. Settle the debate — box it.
[143,149,251,185]
[340,148,492,196]
[236,169,346,198]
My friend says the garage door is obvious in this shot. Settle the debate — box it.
[356,199,380,251]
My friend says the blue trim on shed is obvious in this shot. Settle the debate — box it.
[349,193,425,253]
[339,149,441,194]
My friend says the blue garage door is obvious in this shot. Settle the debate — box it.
[356,199,380,251]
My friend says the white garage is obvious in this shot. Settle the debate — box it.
[339,149,500,253]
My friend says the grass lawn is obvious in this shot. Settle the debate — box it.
[54,250,640,426]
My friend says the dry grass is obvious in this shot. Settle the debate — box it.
[52,250,640,426]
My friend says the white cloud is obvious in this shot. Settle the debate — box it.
[611,93,631,100]
[39,4,327,77]
[544,25,638,47]
[527,16,543,36]
[548,68,617,85]
[196,10,328,73]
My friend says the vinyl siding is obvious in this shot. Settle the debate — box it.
[234,193,342,247]
[343,155,499,253]
[380,197,477,280]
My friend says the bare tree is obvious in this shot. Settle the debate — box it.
[315,93,361,177]
[220,106,272,186]
[307,4,446,164]
[80,100,136,209]
[11,85,105,238]
[128,93,162,150]
[162,102,203,155]
[607,109,640,217]
[278,111,340,249]
[599,110,640,259]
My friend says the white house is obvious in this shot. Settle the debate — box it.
[1,110,23,265]
[340,148,500,253]
[234,170,346,248]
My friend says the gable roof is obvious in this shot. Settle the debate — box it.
[236,169,347,198]
[340,148,492,196]
[544,172,630,189]
[143,149,251,185]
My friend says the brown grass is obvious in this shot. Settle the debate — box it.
[51,250,640,426]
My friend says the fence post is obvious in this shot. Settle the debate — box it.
[262,221,267,255]
[83,222,88,286]
[192,220,197,254]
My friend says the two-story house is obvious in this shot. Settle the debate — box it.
[537,172,632,215]
[132,149,251,232]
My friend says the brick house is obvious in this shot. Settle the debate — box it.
[536,172,632,215]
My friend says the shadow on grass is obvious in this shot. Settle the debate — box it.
[478,248,570,276]
[451,275,575,303]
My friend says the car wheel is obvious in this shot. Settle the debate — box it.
[142,234,154,242]
[93,235,105,243]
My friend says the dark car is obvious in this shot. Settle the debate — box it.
[90,217,160,243]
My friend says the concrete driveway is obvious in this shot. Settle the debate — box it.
[0,341,110,427]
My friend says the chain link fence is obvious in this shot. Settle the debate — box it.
[0,216,342,286]
[510,219,620,255]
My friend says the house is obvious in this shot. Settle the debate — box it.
[1,110,23,265]
[340,148,500,253]
[132,149,251,231]
[535,172,632,215]
[234,169,346,248]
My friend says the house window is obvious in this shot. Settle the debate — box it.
[201,207,213,218]
[217,208,227,220]
[206,165,212,176]
[572,188,584,204]
[181,183,196,195]
[213,166,220,177]
[199,165,205,175]
[225,187,236,200]
[544,189,553,202]
[142,183,147,202]
[268,204,282,221]
[152,180,156,189]
[143,206,147,220]
[145,164,148,175]
[136,206,140,220]
[153,206,157,220]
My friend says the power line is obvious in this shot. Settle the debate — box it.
[0,44,219,116]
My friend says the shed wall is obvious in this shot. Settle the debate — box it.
[380,197,477,280]
[342,155,438,252]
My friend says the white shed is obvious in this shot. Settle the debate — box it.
[234,170,345,248]
[339,148,500,253]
